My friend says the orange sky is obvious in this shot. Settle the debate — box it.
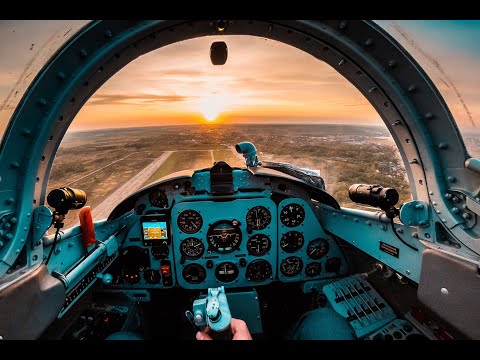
[1,21,479,133]
[73,35,379,130]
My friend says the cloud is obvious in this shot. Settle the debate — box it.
[89,93,196,106]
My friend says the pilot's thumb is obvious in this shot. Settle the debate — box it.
[196,331,213,340]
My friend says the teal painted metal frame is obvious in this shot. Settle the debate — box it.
[1,20,478,279]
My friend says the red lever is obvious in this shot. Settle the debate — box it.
[161,265,171,277]
[79,206,96,247]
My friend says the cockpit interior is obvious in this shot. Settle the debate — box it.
[0,20,479,341]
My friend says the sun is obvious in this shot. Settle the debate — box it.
[197,93,231,122]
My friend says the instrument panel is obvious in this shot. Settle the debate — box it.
[172,198,277,289]
[106,168,347,291]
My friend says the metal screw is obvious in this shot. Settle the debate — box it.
[442,219,447,223]
[425,233,431,239]
[441,287,449,295]
[438,143,448,150]
[397,228,404,234]
[447,176,456,183]
[54,248,61,255]
[419,220,428,226]
[393,120,401,126]
[381,224,387,231]
[338,21,347,30]
[445,193,452,199]
[429,191,434,195]
[37,98,47,107]
[406,270,411,275]
[10,161,19,169]
[432,202,437,205]
[409,159,419,164]
[412,232,419,238]
[451,207,460,214]
[424,112,433,119]
[415,204,424,209]
[56,72,65,80]
[68,242,74,248]
[338,58,346,66]
[32,255,38,261]
[462,213,471,220]
[6,198,14,205]
[354,218,359,223]
[366,221,372,226]
[408,84,417,92]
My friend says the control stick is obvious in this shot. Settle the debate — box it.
[186,286,233,340]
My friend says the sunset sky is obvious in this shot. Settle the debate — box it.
[0,20,479,132]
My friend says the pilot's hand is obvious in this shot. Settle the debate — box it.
[196,318,253,340]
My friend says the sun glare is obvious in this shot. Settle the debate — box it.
[196,93,231,122]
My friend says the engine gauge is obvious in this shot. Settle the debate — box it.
[280,231,304,253]
[246,206,271,230]
[215,262,239,283]
[180,237,205,260]
[207,220,242,253]
[182,263,206,284]
[177,210,203,234]
[280,256,303,277]
[144,269,161,284]
[280,203,305,227]
[306,238,329,260]
[149,189,168,208]
[246,234,271,256]
[305,262,322,277]
[246,259,272,282]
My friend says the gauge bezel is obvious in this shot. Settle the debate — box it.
[280,256,303,277]
[148,188,168,208]
[246,206,272,231]
[180,237,205,260]
[246,234,271,256]
[215,262,239,283]
[206,220,242,253]
[182,263,207,284]
[246,259,272,282]
[306,238,330,260]
[305,262,322,277]
[280,203,306,227]
[177,209,203,234]
[280,231,304,253]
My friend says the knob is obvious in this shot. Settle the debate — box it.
[239,258,247,267]
[102,273,113,285]
[206,260,214,269]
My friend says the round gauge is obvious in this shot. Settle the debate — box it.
[149,189,168,208]
[305,262,322,277]
[207,220,242,253]
[215,262,239,283]
[280,256,303,277]
[246,234,271,256]
[280,203,305,227]
[306,238,330,260]
[177,210,203,234]
[180,237,205,260]
[280,231,304,253]
[246,259,272,282]
[182,263,207,284]
[144,269,161,284]
[246,206,272,230]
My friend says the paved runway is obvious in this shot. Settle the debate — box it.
[92,151,173,221]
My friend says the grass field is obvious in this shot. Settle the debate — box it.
[143,150,213,186]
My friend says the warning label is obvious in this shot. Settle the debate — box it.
[380,241,399,258]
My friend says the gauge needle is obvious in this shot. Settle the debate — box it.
[191,221,198,229]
